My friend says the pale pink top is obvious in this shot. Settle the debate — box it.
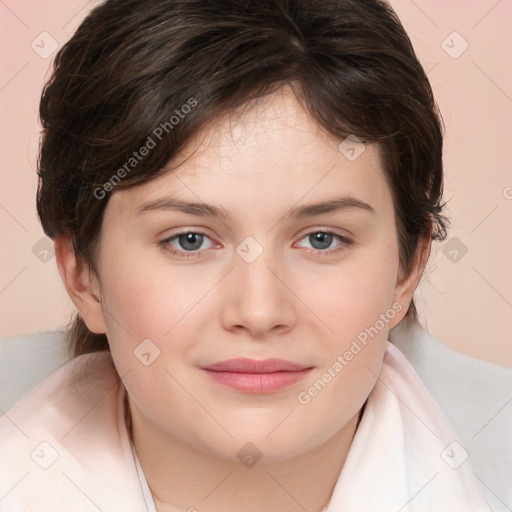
[0,342,491,511]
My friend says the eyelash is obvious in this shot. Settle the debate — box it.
[160,229,353,260]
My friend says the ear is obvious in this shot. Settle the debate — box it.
[54,237,107,334]
[388,230,432,329]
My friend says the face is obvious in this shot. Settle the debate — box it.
[84,85,414,461]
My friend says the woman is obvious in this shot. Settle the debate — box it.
[0,0,491,510]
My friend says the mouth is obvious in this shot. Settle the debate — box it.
[201,358,314,393]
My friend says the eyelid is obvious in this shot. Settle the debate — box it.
[160,227,215,243]
[296,225,352,241]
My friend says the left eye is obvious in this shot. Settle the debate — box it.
[296,231,351,253]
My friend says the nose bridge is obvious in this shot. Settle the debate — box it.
[239,239,279,298]
[221,235,296,336]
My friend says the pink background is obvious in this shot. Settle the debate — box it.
[1,0,511,365]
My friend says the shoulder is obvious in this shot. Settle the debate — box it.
[374,341,475,453]
[0,350,121,440]
[0,351,140,511]
[337,341,491,510]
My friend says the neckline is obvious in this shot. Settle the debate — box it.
[125,394,365,512]
[130,437,347,512]
[131,441,158,512]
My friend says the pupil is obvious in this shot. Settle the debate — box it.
[180,233,203,250]
[311,232,331,250]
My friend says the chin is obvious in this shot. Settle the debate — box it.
[193,423,326,465]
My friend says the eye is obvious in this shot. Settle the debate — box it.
[295,230,352,256]
[160,229,353,260]
[160,230,215,259]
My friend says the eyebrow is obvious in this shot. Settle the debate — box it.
[137,194,375,219]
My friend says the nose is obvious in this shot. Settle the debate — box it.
[220,245,297,339]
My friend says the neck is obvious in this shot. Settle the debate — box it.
[126,396,365,512]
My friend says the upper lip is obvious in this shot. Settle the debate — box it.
[202,358,311,373]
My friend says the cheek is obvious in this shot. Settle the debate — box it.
[299,243,398,396]
[293,267,395,450]
[304,246,399,337]
[99,252,203,339]
[97,251,223,395]
[98,263,204,438]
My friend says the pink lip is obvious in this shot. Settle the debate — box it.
[201,358,313,393]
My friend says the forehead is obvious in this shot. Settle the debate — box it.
[106,86,392,222]
[175,86,368,175]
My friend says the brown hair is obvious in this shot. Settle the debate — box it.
[36,0,449,358]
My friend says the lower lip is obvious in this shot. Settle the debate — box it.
[201,369,313,393]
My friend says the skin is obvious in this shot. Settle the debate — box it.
[55,85,430,512]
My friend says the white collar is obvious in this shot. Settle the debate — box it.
[131,441,158,512]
